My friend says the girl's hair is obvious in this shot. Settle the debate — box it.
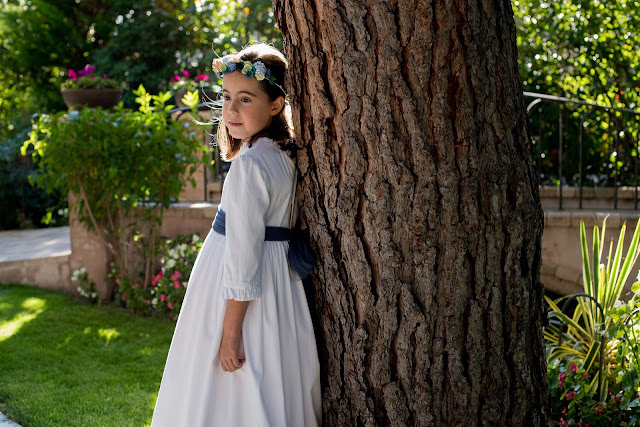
[216,43,293,161]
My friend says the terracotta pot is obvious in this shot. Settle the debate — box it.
[173,90,217,110]
[60,88,123,110]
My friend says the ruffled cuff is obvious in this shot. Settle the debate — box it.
[221,280,261,301]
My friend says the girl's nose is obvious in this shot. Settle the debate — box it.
[227,100,239,114]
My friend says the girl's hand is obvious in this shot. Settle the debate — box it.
[219,330,245,372]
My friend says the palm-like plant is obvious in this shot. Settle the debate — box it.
[544,218,640,399]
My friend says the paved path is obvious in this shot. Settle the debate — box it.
[0,226,70,262]
[0,410,21,426]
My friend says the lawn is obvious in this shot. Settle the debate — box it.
[0,284,176,426]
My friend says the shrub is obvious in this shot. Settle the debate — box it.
[0,122,66,229]
[22,85,208,296]
[112,233,203,317]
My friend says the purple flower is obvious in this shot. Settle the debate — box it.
[85,64,96,74]
[68,69,77,81]
[77,69,87,77]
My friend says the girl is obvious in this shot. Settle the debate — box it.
[151,44,321,426]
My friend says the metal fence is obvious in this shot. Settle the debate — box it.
[525,91,640,210]
[171,94,640,209]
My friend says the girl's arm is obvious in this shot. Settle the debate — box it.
[219,300,250,372]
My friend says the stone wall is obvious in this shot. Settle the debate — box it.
[68,200,219,300]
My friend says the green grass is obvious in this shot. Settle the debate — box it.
[0,284,176,426]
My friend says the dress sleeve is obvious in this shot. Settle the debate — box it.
[221,155,270,301]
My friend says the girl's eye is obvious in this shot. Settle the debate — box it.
[241,97,251,103]
[223,95,231,101]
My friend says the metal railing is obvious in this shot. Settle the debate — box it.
[525,92,640,210]
[170,93,640,209]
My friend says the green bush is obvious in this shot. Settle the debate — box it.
[21,85,208,295]
[0,122,66,229]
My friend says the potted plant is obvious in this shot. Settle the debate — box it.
[169,71,219,109]
[61,65,122,110]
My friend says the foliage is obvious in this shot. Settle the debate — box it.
[0,284,174,426]
[60,64,120,89]
[515,0,640,188]
[548,360,640,426]
[168,70,219,94]
[0,122,66,229]
[545,219,640,396]
[545,218,640,423]
[21,85,207,293]
[0,0,282,112]
[111,233,203,318]
[71,267,99,303]
[0,0,137,111]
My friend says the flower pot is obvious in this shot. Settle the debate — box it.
[173,90,217,110]
[61,88,123,110]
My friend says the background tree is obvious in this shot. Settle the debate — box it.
[514,0,639,188]
[274,0,547,424]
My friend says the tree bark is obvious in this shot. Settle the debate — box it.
[273,0,548,425]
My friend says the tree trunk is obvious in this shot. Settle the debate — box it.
[273,0,548,425]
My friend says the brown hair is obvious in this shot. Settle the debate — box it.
[215,43,293,161]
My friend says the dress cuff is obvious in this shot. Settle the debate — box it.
[221,280,261,301]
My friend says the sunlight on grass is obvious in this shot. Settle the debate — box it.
[98,328,121,344]
[0,297,46,342]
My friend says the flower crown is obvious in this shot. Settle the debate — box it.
[213,55,285,94]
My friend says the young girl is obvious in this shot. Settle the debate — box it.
[151,44,321,426]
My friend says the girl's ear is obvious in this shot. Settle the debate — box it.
[271,96,285,117]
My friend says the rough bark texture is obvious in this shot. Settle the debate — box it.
[273,0,548,425]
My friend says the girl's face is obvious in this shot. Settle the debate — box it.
[222,71,283,142]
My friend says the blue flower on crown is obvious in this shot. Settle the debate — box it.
[254,61,267,76]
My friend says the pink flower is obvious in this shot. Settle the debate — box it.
[571,363,579,373]
[583,372,590,378]
[174,281,180,289]
[152,271,163,286]
[171,75,181,81]
[195,74,210,81]
[167,301,174,310]
[182,70,190,78]
[578,422,591,427]
[161,294,167,302]
[68,69,77,81]
[121,293,126,301]
[170,271,181,281]
[560,418,572,426]
[84,64,96,74]
[565,391,576,401]
[558,372,566,387]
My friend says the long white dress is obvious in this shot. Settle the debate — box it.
[151,137,321,427]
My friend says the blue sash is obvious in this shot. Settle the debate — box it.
[212,209,292,241]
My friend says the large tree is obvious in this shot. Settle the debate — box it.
[274,0,548,425]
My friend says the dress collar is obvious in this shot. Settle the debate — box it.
[240,137,275,154]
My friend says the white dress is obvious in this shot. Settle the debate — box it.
[151,137,321,427]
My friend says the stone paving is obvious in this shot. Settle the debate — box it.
[0,410,21,426]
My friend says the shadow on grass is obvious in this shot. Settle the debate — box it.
[0,284,176,427]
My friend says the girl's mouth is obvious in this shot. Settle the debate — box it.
[229,122,242,127]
